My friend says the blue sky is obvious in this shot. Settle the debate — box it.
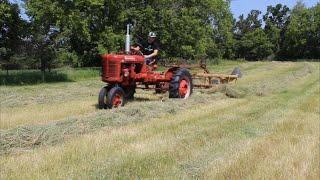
[231,0,319,19]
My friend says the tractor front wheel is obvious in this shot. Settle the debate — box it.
[169,68,193,99]
[98,86,125,109]
[106,87,125,108]
[98,86,109,109]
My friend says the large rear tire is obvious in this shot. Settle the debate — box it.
[169,68,193,99]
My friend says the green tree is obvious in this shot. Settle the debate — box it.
[234,10,262,38]
[102,0,234,60]
[0,0,26,65]
[236,29,274,60]
[234,10,273,60]
[25,0,234,65]
[282,2,320,59]
[26,0,134,66]
[263,4,290,57]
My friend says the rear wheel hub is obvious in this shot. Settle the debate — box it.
[179,79,190,98]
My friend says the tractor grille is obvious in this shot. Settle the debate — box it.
[107,61,118,77]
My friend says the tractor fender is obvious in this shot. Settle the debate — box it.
[164,67,180,80]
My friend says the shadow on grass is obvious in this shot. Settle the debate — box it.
[93,97,160,110]
[0,71,73,86]
[134,97,156,102]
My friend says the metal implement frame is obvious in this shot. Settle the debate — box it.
[166,63,239,89]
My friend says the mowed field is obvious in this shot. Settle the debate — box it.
[0,61,319,179]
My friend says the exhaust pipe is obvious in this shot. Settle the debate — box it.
[125,24,131,54]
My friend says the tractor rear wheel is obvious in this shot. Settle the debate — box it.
[169,68,193,99]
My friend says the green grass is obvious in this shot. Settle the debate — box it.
[0,67,101,85]
[0,61,319,179]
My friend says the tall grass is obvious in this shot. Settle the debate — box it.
[0,67,100,86]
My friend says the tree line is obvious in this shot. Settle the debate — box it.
[0,0,319,71]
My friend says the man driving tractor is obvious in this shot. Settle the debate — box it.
[131,32,160,65]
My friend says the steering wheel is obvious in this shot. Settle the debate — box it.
[130,50,144,56]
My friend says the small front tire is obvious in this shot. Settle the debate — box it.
[98,87,108,109]
[106,86,126,109]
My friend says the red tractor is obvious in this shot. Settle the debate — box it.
[98,25,193,109]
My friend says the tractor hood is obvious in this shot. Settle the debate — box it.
[101,54,144,63]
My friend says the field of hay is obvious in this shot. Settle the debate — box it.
[0,61,319,179]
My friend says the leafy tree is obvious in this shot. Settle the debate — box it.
[132,0,234,59]
[263,4,290,56]
[25,0,234,64]
[5,0,319,68]
[236,28,274,60]
[282,2,320,59]
[25,0,135,66]
[234,10,262,39]
[0,0,26,65]
[234,10,273,60]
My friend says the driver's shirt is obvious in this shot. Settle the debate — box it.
[142,41,160,56]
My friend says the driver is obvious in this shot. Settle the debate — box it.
[131,32,160,65]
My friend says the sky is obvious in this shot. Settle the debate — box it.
[231,0,319,19]
[9,0,320,21]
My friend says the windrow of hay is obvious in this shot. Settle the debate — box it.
[225,62,316,98]
[0,92,227,155]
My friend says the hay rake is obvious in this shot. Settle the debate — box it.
[166,63,242,89]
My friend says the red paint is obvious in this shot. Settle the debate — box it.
[179,79,189,97]
[112,93,123,107]
[101,54,174,85]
